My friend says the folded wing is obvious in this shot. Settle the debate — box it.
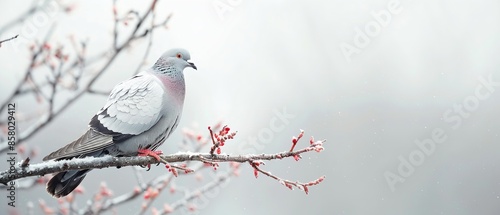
[43,73,165,161]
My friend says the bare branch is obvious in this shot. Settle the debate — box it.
[0,34,18,47]
[251,160,325,195]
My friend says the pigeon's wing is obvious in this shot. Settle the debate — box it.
[43,129,113,161]
[43,73,165,161]
[91,72,165,136]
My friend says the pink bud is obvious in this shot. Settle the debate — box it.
[133,186,140,194]
[36,177,45,184]
[17,144,26,154]
[298,129,304,139]
[303,186,309,195]
[188,203,197,212]
[74,186,85,194]
[195,173,203,181]
[43,43,51,50]
[152,208,159,215]
[30,148,38,157]
[230,162,240,169]
[164,204,173,213]
[314,145,324,152]
[171,168,178,177]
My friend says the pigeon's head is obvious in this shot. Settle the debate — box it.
[157,48,197,71]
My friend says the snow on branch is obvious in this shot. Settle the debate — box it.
[0,143,324,183]
[1,127,326,195]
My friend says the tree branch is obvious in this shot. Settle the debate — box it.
[0,142,324,185]
[0,34,18,47]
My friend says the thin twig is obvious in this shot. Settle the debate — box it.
[0,142,324,184]
[0,34,19,47]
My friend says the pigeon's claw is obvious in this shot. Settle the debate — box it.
[138,149,163,162]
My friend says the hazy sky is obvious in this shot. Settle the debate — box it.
[1,0,500,214]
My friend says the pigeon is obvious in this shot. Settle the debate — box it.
[43,48,197,198]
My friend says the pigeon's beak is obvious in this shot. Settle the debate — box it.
[187,61,197,70]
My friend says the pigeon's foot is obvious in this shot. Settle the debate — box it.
[138,149,163,170]
[138,149,163,161]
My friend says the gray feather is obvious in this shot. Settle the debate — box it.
[43,129,113,161]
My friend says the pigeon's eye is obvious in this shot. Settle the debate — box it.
[176,53,182,58]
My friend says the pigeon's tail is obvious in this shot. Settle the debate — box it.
[46,169,90,198]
